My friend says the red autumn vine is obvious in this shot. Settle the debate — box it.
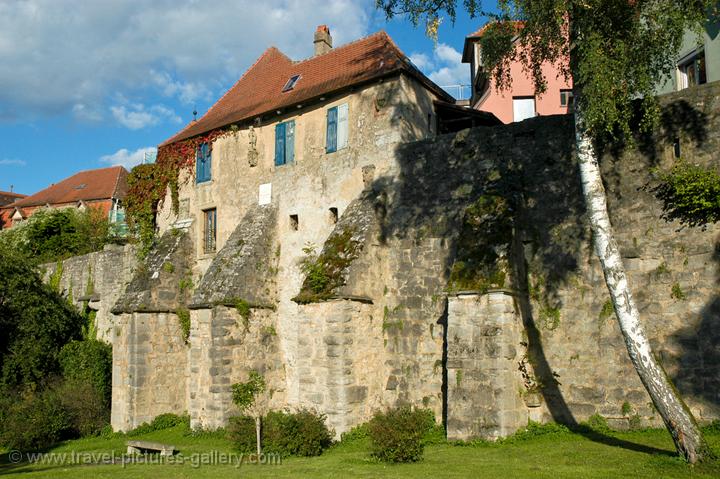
[125,127,231,256]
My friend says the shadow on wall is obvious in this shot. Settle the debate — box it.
[366,89,715,450]
[668,237,720,417]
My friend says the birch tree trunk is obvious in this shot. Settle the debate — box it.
[573,103,710,463]
[255,416,262,458]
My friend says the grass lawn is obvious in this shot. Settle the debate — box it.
[1,425,719,478]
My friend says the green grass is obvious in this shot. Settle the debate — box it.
[1,425,719,478]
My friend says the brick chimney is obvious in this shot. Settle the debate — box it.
[314,25,333,56]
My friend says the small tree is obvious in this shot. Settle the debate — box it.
[231,370,266,457]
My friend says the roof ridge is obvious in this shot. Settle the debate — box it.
[160,47,292,146]
[291,30,388,65]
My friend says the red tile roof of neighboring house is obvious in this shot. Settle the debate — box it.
[0,191,27,207]
[0,191,26,199]
[9,166,128,208]
[163,30,453,145]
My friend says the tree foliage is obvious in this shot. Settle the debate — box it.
[0,207,115,264]
[651,160,720,228]
[377,0,715,138]
[0,245,85,389]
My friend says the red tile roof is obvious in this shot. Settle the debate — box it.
[0,191,27,207]
[163,30,453,145]
[0,191,26,199]
[9,166,128,208]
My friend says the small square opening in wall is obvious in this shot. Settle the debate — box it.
[289,214,299,231]
[329,207,338,224]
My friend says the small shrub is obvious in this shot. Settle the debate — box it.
[227,415,257,453]
[263,410,334,457]
[128,413,189,436]
[584,413,611,433]
[368,406,435,463]
[340,422,370,443]
[56,379,109,437]
[599,299,614,321]
[651,160,720,228]
[499,421,570,444]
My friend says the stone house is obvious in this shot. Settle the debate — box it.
[461,22,574,123]
[0,165,128,230]
[102,25,720,441]
[111,26,497,433]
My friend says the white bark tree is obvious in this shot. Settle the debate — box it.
[377,0,715,463]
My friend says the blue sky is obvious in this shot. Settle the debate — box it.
[0,0,497,195]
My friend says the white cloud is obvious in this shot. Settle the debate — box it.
[410,43,470,98]
[0,0,371,123]
[0,159,26,166]
[110,103,181,130]
[409,52,432,70]
[100,147,157,169]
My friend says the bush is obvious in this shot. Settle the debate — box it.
[128,413,190,436]
[227,415,257,453]
[56,379,109,437]
[59,339,112,407]
[228,410,333,457]
[368,406,435,463]
[0,387,70,451]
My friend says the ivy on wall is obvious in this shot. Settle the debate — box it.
[125,129,230,257]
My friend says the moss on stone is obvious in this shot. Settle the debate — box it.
[294,226,362,303]
[446,194,512,293]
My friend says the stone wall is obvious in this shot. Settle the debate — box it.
[110,311,188,431]
[446,292,527,440]
[109,81,720,438]
[42,243,136,343]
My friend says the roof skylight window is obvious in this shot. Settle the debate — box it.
[282,74,301,92]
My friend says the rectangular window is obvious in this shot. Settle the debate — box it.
[512,97,536,122]
[274,120,295,166]
[203,208,217,254]
[326,103,348,153]
[196,142,212,183]
[560,89,574,108]
[679,51,707,90]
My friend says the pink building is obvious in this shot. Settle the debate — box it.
[462,23,573,124]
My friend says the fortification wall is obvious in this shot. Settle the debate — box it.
[42,243,136,343]
[107,81,720,438]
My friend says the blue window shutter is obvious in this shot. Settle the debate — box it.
[326,107,337,153]
[337,103,348,149]
[286,120,295,163]
[275,123,286,165]
[196,143,211,182]
[206,144,212,180]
